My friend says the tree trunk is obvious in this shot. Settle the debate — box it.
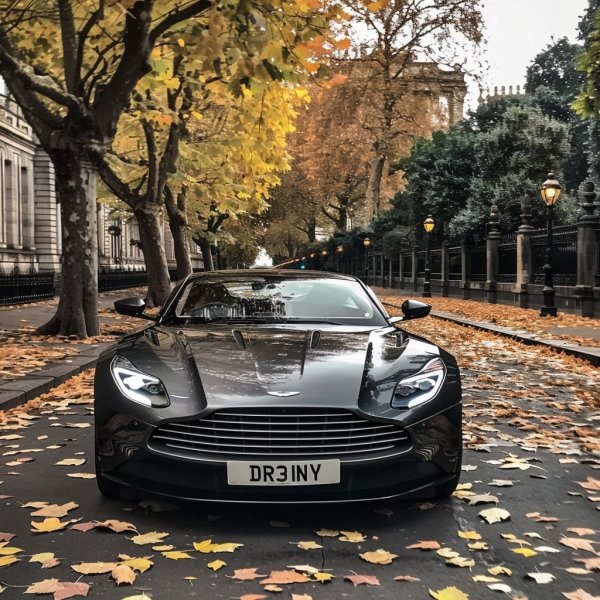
[135,208,171,306]
[365,155,385,223]
[197,237,214,271]
[169,218,192,280]
[37,157,99,338]
[165,186,192,280]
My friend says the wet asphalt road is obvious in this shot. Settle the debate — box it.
[0,318,599,600]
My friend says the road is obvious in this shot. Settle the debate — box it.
[0,316,598,600]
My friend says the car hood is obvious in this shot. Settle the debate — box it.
[182,327,371,406]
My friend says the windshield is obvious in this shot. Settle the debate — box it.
[167,276,385,325]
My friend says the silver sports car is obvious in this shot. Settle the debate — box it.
[94,270,462,503]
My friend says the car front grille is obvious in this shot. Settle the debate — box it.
[150,408,411,459]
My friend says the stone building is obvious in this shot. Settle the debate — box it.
[0,94,202,277]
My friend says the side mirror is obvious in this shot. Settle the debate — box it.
[114,297,154,320]
[401,299,431,321]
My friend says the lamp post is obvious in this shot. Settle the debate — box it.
[539,173,561,317]
[336,244,344,273]
[423,215,435,298]
[320,249,328,271]
[363,237,371,285]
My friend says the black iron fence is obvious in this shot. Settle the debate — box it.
[530,225,577,285]
[0,271,55,306]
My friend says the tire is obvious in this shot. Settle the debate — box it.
[434,443,462,499]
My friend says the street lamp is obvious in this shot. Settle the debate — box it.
[363,237,371,285]
[336,244,344,273]
[423,215,435,298]
[539,173,562,317]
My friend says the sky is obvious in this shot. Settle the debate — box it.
[479,0,589,98]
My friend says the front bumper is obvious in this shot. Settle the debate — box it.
[95,406,461,503]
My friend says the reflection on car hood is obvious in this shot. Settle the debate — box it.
[181,327,371,405]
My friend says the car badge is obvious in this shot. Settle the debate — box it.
[267,391,300,397]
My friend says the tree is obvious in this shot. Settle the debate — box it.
[574,0,600,184]
[0,0,339,336]
[337,0,483,220]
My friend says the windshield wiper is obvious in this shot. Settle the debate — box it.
[280,318,344,326]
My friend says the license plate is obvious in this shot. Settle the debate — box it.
[227,460,340,486]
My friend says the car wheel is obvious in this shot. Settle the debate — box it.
[433,443,462,499]
[94,438,120,499]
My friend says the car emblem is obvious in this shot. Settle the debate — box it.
[267,391,300,397]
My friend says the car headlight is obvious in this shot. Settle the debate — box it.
[111,356,170,407]
[392,357,446,409]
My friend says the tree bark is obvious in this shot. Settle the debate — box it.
[165,187,193,280]
[135,208,171,306]
[197,237,214,271]
[37,156,99,338]
[365,154,385,222]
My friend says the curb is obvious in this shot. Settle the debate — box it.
[0,342,115,411]
[381,302,600,367]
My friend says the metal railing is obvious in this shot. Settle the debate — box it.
[0,271,55,306]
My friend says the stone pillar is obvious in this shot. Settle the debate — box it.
[21,160,35,250]
[515,194,534,308]
[388,256,393,288]
[380,254,385,287]
[574,181,598,317]
[399,252,404,289]
[461,242,470,299]
[33,148,60,273]
[486,205,501,304]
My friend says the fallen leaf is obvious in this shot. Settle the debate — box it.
[31,503,79,518]
[230,568,267,581]
[296,541,322,550]
[576,477,600,492]
[193,539,243,553]
[360,549,398,564]
[526,512,559,522]
[313,571,334,583]
[567,528,596,536]
[488,565,512,576]
[162,551,194,560]
[31,518,70,533]
[30,553,55,564]
[437,548,460,559]
[93,520,137,533]
[54,582,90,600]
[479,508,510,524]
[71,562,118,575]
[527,572,555,584]
[111,564,136,585]
[314,529,339,537]
[511,548,538,558]
[130,531,169,545]
[488,583,512,593]
[54,459,85,467]
[291,595,312,600]
[469,494,498,505]
[239,595,267,600]
[0,555,19,568]
[457,531,481,540]
[560,537,598,553]
[394,575,421,582]
[207,559,226,571]
[344,574,380,587]
[119,557,153,573]
[260,570,310,585]
[65,473,95,479]
[562,590,600,600]
[446,556,475,568]
[406,540,441,550]
[338,531,365,543]
[25,579,63,594]
[429,586,469,599]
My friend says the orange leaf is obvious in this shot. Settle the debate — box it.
[406,540,441,550]
[260,570,311,585]
[345,574,380,587]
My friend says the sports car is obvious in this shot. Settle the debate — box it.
[94,270,462,503]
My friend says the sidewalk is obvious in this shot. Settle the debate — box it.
[375,288,600,367]
[0,290,145,411]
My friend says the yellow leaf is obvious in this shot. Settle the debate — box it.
[0,555,19,568]
[446,556,475,568]
[297,541,322,550]
[71,562,118,574]
[457,531,481,540]
[0,544,22,556]
[193,539,243,553]
[511,548,538,558]
[488,566,512,576]
[313,571,334,583]
[31,502,79,518]
[130,531,169,545]
[359,549,398,565]
[191,111,203,120]
[30,553,54,564]
[207,559,226,571]
[31,518,69,533]
[472,575,500,583]
[314,529,339,537]
[429,586,470,600]
[112,564,137,585]
[119,557,153,573]
[66,473,95,479]
[338,531,365,543]
[162,551,194,560]
[177,38,185,47]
